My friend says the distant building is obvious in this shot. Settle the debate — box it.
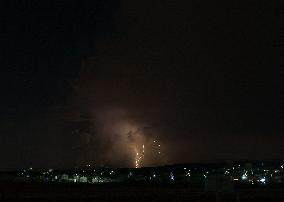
[79,176,87,183]
[60,174,69,182]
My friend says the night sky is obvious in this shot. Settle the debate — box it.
[1,0,283,169]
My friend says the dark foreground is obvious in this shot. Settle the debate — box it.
[1,184,284,202]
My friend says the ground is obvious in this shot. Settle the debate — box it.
[1,183,284,201]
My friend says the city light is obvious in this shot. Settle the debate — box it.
[15,161,284,186]
[242,173,248,180]
[170,172,175,181]
[259,177,266,184]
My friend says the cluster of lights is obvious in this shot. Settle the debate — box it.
[135,144,145,168]
[185,168,191,177]
[239,171,270,185]
[17,162,284,185]
[259,177,266,184]
[241,172,248,180]
[134,138,163,168]
[153,140,161,155]
[170,172,175,181]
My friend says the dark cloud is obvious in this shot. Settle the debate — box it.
[68,0,282,167]
[0,0,282,169]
